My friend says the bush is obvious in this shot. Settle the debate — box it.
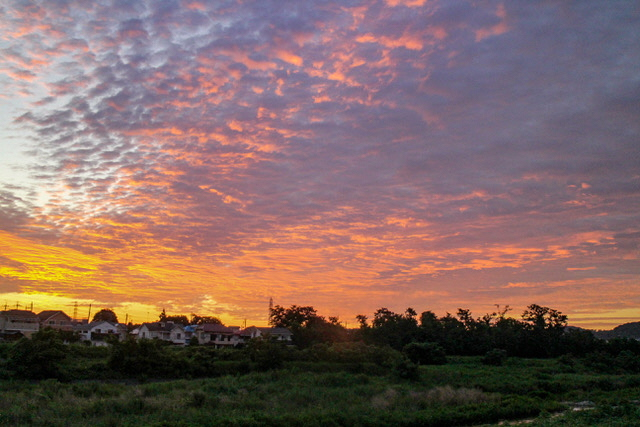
[403,342,447,365]
[108,337,179,378]
[392,357,420,380]
[616,350,640,372]
[482,348,508,366]
[583,351,617,373]
[245,337,284,370]
[7,329,67,380]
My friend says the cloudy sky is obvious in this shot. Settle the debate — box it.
[1,0,638,328]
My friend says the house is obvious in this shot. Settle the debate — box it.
[184,325,198,344]
[196,323,242,348]
[37,310,74,331]
[0,309,40,339]
[75,320,125,346]
[241,326,293,343]
[137,321,185,345]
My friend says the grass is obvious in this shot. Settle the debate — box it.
[1,356,639,426]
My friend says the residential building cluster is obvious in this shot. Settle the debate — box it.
[0,309,292,347]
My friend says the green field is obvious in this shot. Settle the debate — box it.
[2,353,640,426]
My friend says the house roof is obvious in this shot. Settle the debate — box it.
[75,320,121,332]
[141,321,185,332]
[1,309,38,319]
[200,323,235,333]
[37,310,72,322]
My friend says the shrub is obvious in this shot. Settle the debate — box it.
[7,329,67,380]
[616,350,640,372]
[403,342,447,365]
[186,391,207,408]
[392,357,420,380]
[482,348,508,366]
[245,337,284,370]
[583,351,617,373]
[108,337,179,378]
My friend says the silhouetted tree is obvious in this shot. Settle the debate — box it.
[366,307,419,350]
[270,305,318,328]
[418,310,441,343]
[492,316,526,356]
[92,308,118,323]
[560,327,598,356]
[190,314,222,325]
[158,310,190,325]
[520,304,568,357]
[270,304,348,348]
[522,304,567,331]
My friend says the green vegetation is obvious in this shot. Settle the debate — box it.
[1,355,640,426]
[1,303,639,425]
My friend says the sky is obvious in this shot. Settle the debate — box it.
[0,0,639,329]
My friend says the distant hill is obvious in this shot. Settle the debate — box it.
[592,321,640,340]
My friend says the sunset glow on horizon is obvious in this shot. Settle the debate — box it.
[1,1,639,330]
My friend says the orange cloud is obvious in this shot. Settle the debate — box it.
[357,33,424,51]
[475,4,510,41]
[384,0,428,7]
[275,50,304,67]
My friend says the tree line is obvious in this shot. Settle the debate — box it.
[2,302,639,382]
[269,303,638,360]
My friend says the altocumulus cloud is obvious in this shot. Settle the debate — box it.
[0,0,638,327]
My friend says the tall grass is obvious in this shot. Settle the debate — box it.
[1,357,639,426]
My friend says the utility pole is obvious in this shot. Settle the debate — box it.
[87,304,92,322]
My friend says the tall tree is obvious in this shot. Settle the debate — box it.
[190,314,222,325]
[520,304,568,357]
[269,304,347,348]
[367,307,419,350]
[270,305,318,328]
[157,311,190,325]
[92,308,118,323]
[522,304,567,331]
